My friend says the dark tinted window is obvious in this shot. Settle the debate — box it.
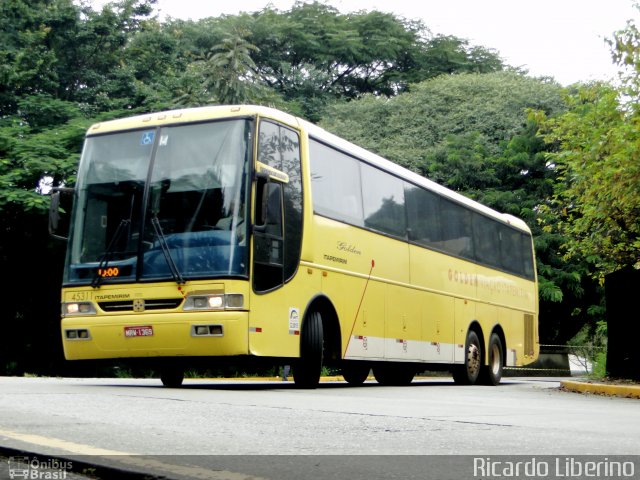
[500,225,527,277]
[258,121,302,282]
[310,140,363,226]
[473,214,501,267]
[309,138,534,279]
[440,199,474,260]
[405,184,442,247]
[361,163,406,237]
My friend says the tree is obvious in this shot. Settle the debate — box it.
[539,83,640,277]
[319,72,565,178]
[416,35,505,79]
[237,2,504,120]
[0,0,162,375]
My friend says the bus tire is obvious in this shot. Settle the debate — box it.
[341,362,370,386]
[452,330,482,385]
[293,310,324,389]
[160,367,184,388]
[372,364,415,386]
[480,333,504,386]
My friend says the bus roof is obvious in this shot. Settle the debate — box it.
[85,104,301,135]
[86,104,531,234]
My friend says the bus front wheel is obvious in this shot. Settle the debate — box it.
[160,366,184,388]
[452,330,482,385]
[293,310,324,389]
[372,364,415,386]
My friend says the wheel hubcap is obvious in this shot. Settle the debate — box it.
[467,343,480,376]
[490,343,501,375]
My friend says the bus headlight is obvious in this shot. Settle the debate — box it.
[183,294,244,311]
[62,302,97,316]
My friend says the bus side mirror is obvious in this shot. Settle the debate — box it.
[254,175,283,236]
[49,187,74,241]
[252,172,285,292]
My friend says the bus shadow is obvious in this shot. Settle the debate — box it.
[180,378,529,390]
[89,377,532,391]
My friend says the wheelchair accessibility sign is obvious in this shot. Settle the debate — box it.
[140,130,155,146]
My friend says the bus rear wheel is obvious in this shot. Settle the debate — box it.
[480,333,504,386]
[341,362,370,386]
[160,366,184,388]
[452,330,482,385]
[293,310,324,389]
[372,364,415,386]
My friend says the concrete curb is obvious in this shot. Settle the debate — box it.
[560,380,640,399]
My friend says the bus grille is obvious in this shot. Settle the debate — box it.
[98,298,183,312]
[524,313,535,356]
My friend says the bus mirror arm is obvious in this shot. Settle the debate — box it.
[253,174,269,232]
[254,170,270,181]
[49,187,74,241]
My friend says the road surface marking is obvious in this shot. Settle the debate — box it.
[0,428,267,480]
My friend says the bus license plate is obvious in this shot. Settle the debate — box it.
[124,326,154,337]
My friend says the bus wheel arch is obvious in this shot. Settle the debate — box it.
[305,295,341,363]
[452,322,485,385]
[293,296,341,388]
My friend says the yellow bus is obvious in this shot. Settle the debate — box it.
[53,105,539,388]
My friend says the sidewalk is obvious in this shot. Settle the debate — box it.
[560,379,640,399]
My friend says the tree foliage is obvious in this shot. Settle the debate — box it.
[539,83,640,277]
[164,2,505,120]
[536,6,640,280]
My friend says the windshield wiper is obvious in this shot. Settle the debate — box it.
[150,215,185,285]
[92,219,131,289]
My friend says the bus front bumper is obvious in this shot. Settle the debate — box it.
[61,311,249,360]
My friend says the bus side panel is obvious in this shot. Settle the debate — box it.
[311,215,413,361]
[475,263,539,366]
[497,307,540,367]
[410,244,478,364]
[247,270,320,358]
[498,307,521,366]
[420,291,455,363]
[380,238,421,361]
[384,284,421,361]
[338,277,385,360]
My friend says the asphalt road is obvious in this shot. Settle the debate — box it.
[0,376,638,479]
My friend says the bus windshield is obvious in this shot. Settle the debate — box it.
[64,119,252,285]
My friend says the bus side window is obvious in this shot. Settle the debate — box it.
[254,119,302,292]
